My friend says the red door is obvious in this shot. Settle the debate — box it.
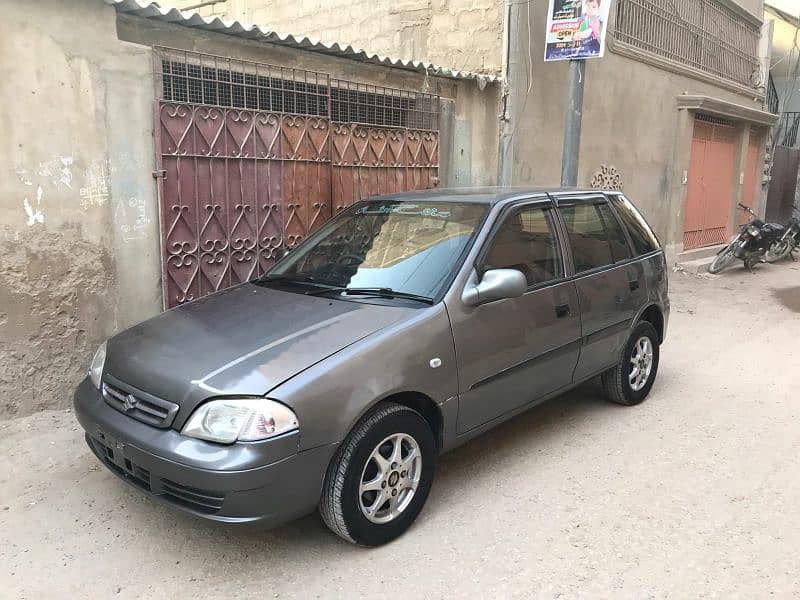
[683,117,737,250]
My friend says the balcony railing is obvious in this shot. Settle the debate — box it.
[778,112,800,148]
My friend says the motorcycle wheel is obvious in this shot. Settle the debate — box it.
[708,246,736,274]
[765,239,792,263]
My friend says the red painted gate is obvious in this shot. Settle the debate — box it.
[683,115,737,250]
[154,48,439,308]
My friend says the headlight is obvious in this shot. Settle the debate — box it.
[747,225,760,237]
[88,341,107,389]
[181,398,298,444]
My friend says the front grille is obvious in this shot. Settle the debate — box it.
[87,434,225,515]
[102,380,179,428]
[161,479,225,513]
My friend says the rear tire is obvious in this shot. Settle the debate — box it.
[602,321,660,406]
[708,246,736,274]
[319,403,436,546]
[766,239,792,263]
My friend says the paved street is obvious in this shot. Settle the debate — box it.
[2,262,800,599]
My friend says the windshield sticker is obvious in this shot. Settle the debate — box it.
[356,204,451,219]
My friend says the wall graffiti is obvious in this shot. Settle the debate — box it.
[23,185,45,226]
[13,154,149,236]
[114,196,151,242]
[79,159,111,209]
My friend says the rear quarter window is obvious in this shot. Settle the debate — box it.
[609,194,660,255]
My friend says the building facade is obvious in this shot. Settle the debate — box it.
[764,0,800,222]
[0,0,500,418]
[164,0,778,260]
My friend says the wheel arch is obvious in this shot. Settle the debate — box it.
[637,303,664,344]
[350,391,444,452]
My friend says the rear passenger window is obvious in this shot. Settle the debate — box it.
[596,203,632,262]
[609,194,660,255]
[482,206,564,286]
[559,203,618,273]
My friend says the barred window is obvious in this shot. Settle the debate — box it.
[156,48,439,130]
[613,0,761,88]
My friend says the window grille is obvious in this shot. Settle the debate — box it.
[613,0,760,88]
[695,113,734,126]
[331,80,439,130]
[155,48,439,130]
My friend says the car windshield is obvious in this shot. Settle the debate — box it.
[263,200,488,300]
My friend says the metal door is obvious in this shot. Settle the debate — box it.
[154,48,440,308]
[683,116,738,250]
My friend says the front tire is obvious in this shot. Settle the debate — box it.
[602,321,660,406]
[708,245,736,274]
[319,403,436,546]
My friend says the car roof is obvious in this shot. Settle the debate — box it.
[363,187,619,205]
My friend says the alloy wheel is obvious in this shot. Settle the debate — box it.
[358,433,422,524]
[629,336,654,392]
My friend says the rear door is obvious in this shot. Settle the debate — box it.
[554,194,642,381]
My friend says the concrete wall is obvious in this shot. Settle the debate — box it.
[161,0,505,74]
[0,0,161,419]
[0,0,499,418]
[506,0,768,262]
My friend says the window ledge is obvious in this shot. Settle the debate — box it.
[676,95,779,126]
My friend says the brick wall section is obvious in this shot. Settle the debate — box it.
[162,0,504,74]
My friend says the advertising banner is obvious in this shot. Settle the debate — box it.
[544,0,613,61]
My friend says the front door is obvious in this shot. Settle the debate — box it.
[449,201,581,434]
[683,115,738,250]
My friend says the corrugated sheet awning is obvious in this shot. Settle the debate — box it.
[105,0,500,86]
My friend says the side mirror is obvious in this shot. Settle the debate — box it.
[461,268,527,307]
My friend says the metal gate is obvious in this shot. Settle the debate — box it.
[154,48,439,308]
[683,115,737,250]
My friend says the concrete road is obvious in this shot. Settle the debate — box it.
[2,263,800,599]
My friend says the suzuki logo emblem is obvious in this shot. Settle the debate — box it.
[122,394,137,411]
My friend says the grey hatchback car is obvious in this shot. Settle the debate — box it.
[74,187,669,546]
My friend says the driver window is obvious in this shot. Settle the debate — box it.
[481,206,564,286]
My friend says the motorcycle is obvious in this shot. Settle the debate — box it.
[764,204,800,263]
[708,203,787,274]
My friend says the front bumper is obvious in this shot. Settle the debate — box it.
[73,378,338,525]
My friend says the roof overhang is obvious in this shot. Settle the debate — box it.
[104,0,500,86]
[677,95,779,126]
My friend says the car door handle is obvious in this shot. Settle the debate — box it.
[555,304,570,318]
[629,279,640,292]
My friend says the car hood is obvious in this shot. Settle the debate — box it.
[104,283,412,422]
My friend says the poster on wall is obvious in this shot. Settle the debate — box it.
[544,0,614,61]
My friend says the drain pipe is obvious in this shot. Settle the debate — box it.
[497,0,518,187]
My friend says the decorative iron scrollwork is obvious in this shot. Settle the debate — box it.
[590,165,622,191]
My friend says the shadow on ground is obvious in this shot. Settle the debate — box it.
[123,377,636,554]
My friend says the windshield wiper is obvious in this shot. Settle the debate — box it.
[307,286,434,304]
[256,274,336,288]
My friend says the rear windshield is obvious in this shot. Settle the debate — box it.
[609,194,660,255]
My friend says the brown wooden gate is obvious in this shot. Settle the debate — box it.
[154,48,439,308]
[683,115,737,250]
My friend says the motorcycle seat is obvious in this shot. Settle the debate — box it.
[763,223,785,235]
